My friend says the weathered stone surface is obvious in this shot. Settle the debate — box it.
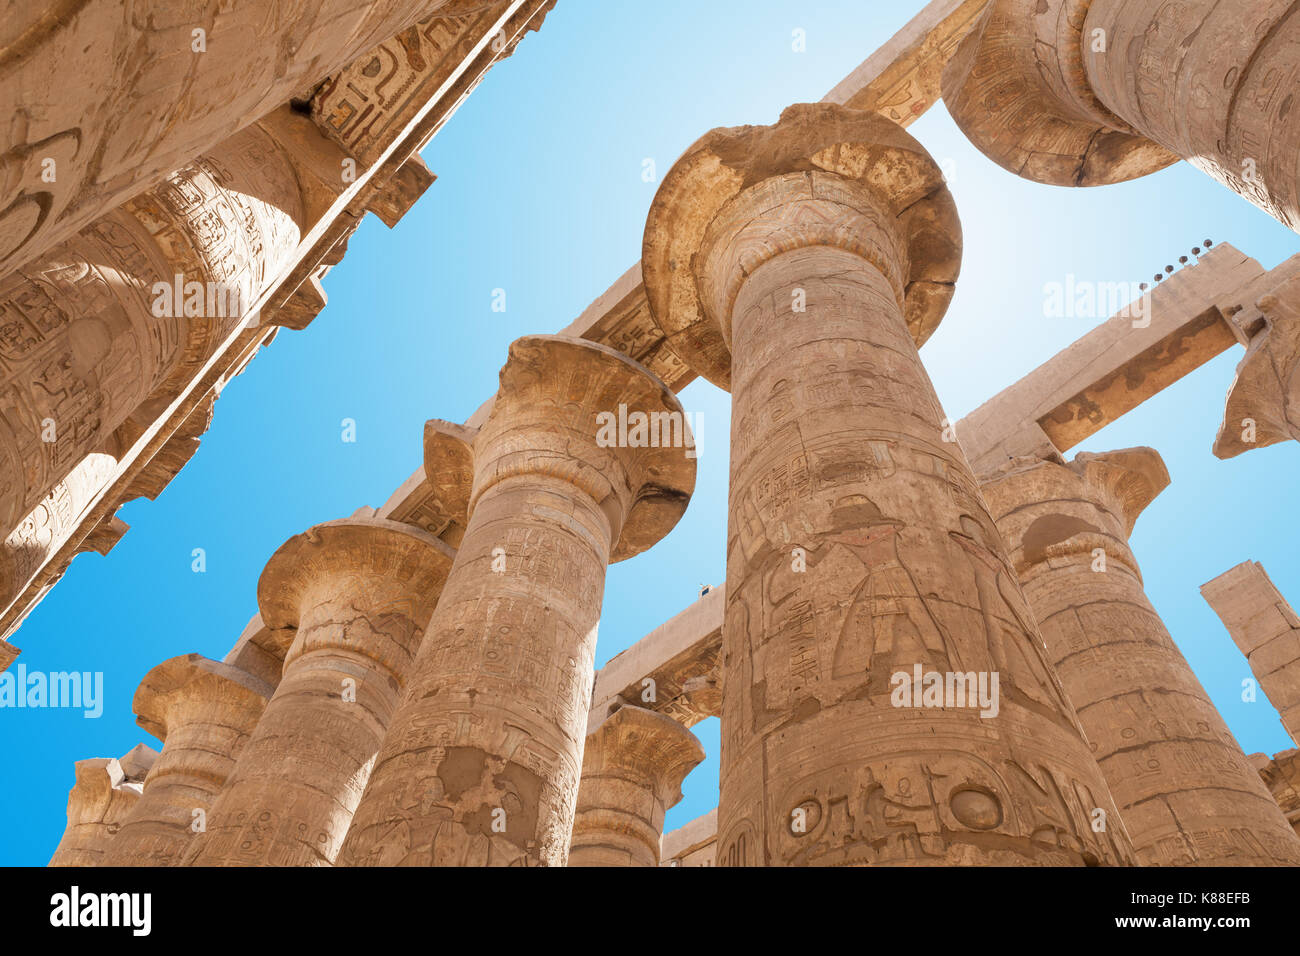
[943,0,1300,232]
[1202,561,1300,747]
[183,519,455,866]
[1214,274,1300,458]
[660,808,718,867]
[0,0,554,657]
[568,705,704,867]
[982,448,1300,865]
[96,655,272,866]
[338,335,695,867]
[1252,750,1300,837]
[0,0,488,278]
[48,747,157,867]
[0,120,306,549]
[955,245,1300,474]
[644,103,1133,867]
[590,586,723,729]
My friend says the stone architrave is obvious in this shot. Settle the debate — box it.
[48,745,157,867]
[182,518,455,866]
[641,102,1134,867]
[982,448,1300,866]
[1214,273,1300,458]
[338,334,696,867]
[568,705,704,867]
[1202,561,1300,746]
[96,655,272,866]
[941,0,1300,233]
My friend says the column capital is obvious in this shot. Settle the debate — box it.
[583,705,705,807]
[256,517,455,662]
[642,102,960,390]
[940,0,1178,186]
[1214,273,1300,458]
[570,705,705,867]
[980,446,1169,576]
[133,654,273,743]
[443,335,697,562]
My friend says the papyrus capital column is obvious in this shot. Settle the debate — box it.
[982,447,1300,865]
[97,655,272,866]
[942,0,1300,232]
[339,335,696,867]
[1214,273,1300,458]
[643,103,1133,866]
[183,518,454,866]
[48,745,156,867]
[568,705,704,867]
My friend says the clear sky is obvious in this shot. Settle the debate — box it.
[3,0,1298,865]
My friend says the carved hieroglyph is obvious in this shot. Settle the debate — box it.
[0,0,487,278]
[0,121,306,540]
[182,519,455,866]
[982,449,1300,865]
[642,103,1133,866]
[48,746,157,867]
[338,335,696,867]
[1202,561,1300,746]
[1214,273,1300,458]
[96,655,272,867]
[568,705,704,867]
[942,0,1300,232]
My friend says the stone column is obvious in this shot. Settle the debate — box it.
[1202,560,1300,745]
[1214,273,1300,458]
[182,518,454,866]
[0,0,468,277]
[942,0,1300,233]
[0,120,309,540]
[981,447,1300,866]
[338,334,696,867]
[642,103,1134,867]
[48,745,157,867]
[568,705,704,867]
[97,655,272,866]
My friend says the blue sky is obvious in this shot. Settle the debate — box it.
[3,0,1298,865]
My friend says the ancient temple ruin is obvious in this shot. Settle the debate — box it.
[10,0,1300,867]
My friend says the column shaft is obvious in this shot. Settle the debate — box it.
[982,451,1300,865]
[183,520,452,866]
[719,246,1129,866]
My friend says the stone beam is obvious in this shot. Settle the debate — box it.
[379,0,986,516]
[956,245,1300,474]
[589,586,724,729]
[660,808,718,867]
[1202,562,1300,747]
[823,0,990,124]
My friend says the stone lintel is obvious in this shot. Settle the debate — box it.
[823,0,990,124]
[590,586,723,729]
[957,244,1296,475]
[660,808,718,867]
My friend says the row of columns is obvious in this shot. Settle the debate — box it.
[56,100,1300,867]
[58,333,701,867]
